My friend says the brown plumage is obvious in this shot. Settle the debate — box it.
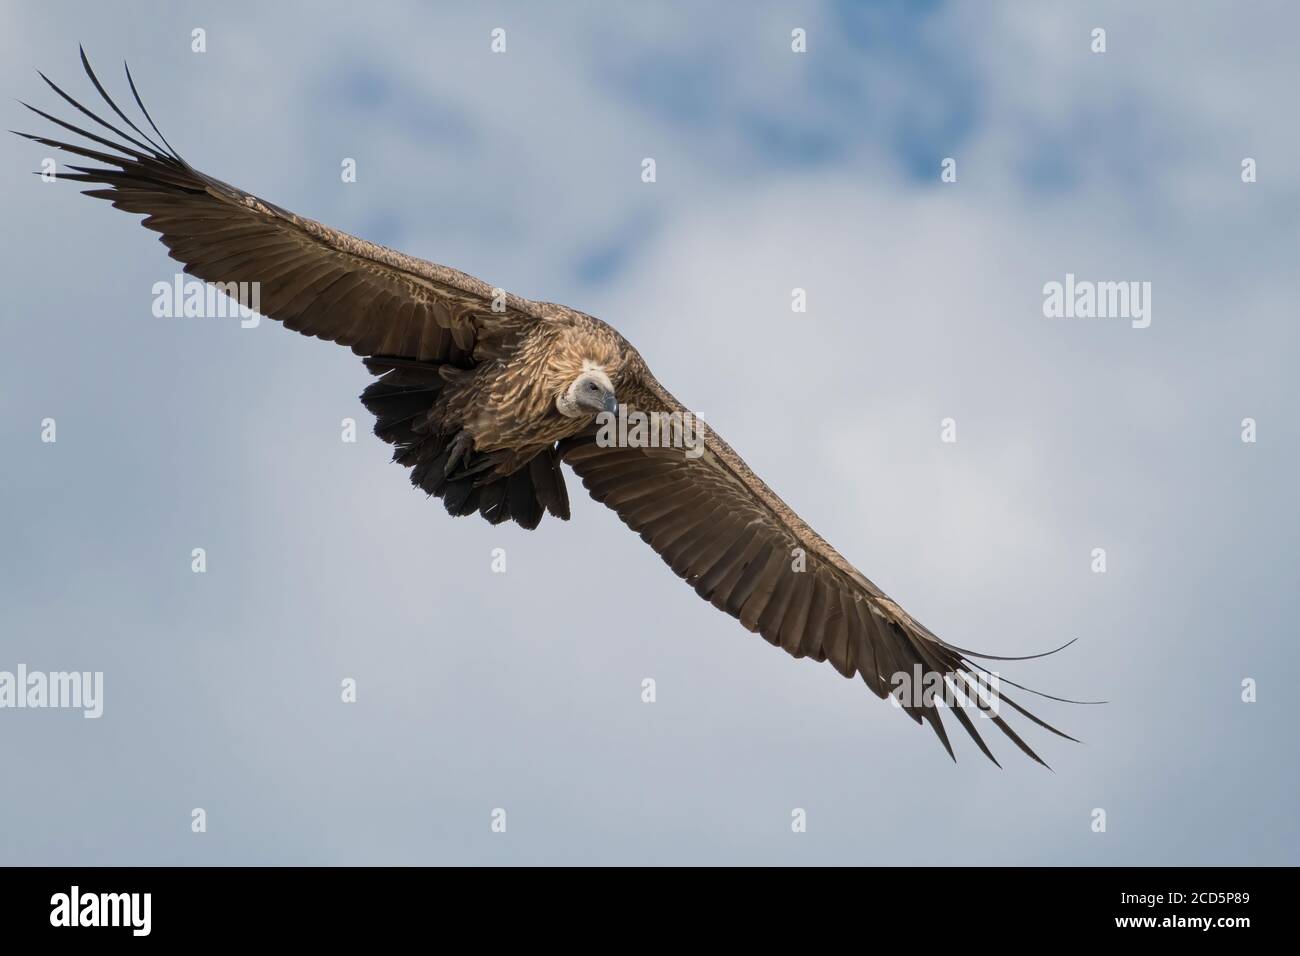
[17,51,1093,766]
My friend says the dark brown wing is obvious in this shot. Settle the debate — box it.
[16,50,570,530]
[562,369,1082,766]
[15,49,540,365]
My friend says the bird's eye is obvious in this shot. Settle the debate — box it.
[588,382,599,391]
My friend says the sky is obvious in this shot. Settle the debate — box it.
[1,0,1296,865]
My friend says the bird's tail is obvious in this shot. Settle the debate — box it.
[361,357,570,529]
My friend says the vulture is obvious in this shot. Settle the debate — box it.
[16,51,1090,766]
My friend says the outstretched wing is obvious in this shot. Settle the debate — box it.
[562,371,1084,767]
[15,48,540,365]
[16,50,573,530]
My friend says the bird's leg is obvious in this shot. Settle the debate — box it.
[444,430,475,477]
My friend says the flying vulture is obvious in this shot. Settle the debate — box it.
[16,51,1089,766]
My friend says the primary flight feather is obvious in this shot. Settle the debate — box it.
[17,50,1089,766]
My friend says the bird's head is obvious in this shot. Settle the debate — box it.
[557,362,618,418]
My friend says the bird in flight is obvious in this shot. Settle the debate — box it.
[17,51,1089,766]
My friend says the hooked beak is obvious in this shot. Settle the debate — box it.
[602,392,620,415]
